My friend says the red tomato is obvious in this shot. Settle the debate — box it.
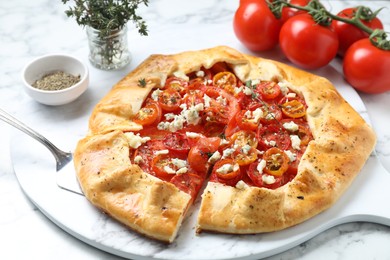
[158,88,182,112]
[133,99,162,126]
[235,109,259,131]
[203,87,239,125]
[331,7,383,57]
[343,39,390,94]
[257,124,291,151]
[233,0,283,51]
[247,161,283,189]
[263,147,289,176]
[162,132,190,156]
[210,159,242,186]
[187,137,220,174]
[133,140,166,173]
[256,81,281,100]
[279,14,339,69]
[170,173,204,201]
[280,0,310,23]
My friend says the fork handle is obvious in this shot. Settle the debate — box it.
[0,108,71,169]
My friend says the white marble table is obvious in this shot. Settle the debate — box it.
[1,0,390,259]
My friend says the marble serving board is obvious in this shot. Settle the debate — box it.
[9,60,390,259]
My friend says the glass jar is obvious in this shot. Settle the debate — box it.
[86,26,131,70]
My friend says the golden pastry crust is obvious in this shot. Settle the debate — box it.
[74,130,191,242]
[74,46,376,241]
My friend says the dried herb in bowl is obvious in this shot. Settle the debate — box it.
[32,71,80,91]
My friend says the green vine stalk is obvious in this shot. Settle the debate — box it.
[268,0,390,50]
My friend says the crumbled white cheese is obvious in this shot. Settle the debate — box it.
[252,108,264,123]
[264,139,276,147]
[234,86,244,95]
[176,167,188,175]
[278,81,291,96]
[171,158,187,168]
[196,70,205,77]
[235,180,249,190]
[216,163,239,174]
[173,71,189,81]
[163,165,176,174]
[186,132,201,138]
[284,150,297,162]
[216,96,227,106]
[290,135,301,150]
[155,149,169,155]
[241,144,252,155]
[124,132,151,149]
[164,113,176,120]
[283,121,299,132]
[203,94,211,108]
[208,151,221,163]
[133,155,143,164]
[256,159,267,173]
[151,89,162,101]
[262,174,276,185]
[243,87,253,95]
[287,92,297,98]
[222,148,235,159]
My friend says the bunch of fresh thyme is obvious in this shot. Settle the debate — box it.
[62,0,149,37]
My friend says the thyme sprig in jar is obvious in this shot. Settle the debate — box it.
[62,0,149,70]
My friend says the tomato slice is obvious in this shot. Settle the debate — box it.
[259,103,282,125]
[263,147,289,177]
[162,132,190,156]
[281,99,306,118]
[133,139,166,173]
[158,88,182,112]
[164,77,188,95]
[247,161,283,189]
[230,130,258,148]
[234,146,258,166]
[235,109,260,131]
[151,153,189,181]
[187,137,221,174]
[203,87,239,125]
[213,159,241,180]
[257,124,291,151]
[212,71,237,95]
[133,100,162,126]
[256,81,281,100]
[170,173,204,201]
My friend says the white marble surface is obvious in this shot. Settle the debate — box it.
[1,0,390,259]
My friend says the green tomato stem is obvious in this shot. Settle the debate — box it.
[268,0,390,51]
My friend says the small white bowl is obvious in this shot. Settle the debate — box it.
[22,54,89,106]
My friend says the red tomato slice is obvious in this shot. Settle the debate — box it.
[257,124,291,151]
[162,132,190,156]
[256,81,281,100]
[213,159,241,180]
[281,99,306,118]
[133,99,162,126]
[164,77,188,95]
[263,147,289,177]
[158,88,182,112]
[230,130,258,148]
[151,153,188,181]
[187,137,221,174]
[170,173,204,201]
[212,71,237,95]
[247,161,283,189]
[203,87,239,126]
[133,139,166,173]
[235,109,260,131]
[259,103,282,125]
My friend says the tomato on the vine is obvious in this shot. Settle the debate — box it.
[343,38,390,94]
[279,14,339,69]
[233,0,282,51]
[331,7,383,57]
[280,0,310,23]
